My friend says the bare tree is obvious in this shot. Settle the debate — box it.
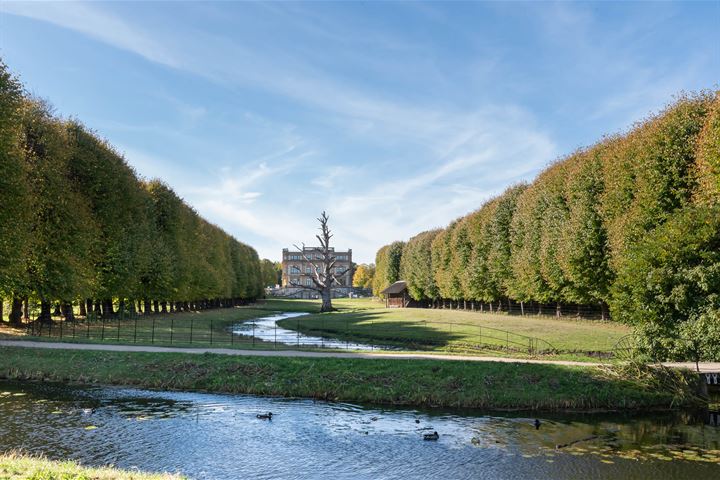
[289,211,350,312]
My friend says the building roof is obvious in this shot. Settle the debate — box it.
[381,281,407,295]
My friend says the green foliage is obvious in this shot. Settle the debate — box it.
[694,92,720,205]
[0,61,31,296]
[432,223,462,300]
[400,231,439,301]
[373,92,720,362]
[0,63,263,317]
[21,99,97,303]
[610,205,720,361]
[373,241,404,297]
[261,259,281,288]
[373,242,405,296]
[558,148,611,304]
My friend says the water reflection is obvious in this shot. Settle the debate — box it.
[0,381,718,479]
[231,312,389,350]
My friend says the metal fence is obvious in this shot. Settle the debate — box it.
[1,312,558,356]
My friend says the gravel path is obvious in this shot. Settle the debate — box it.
[1,340,718,372]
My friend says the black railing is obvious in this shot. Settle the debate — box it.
[1,313,558,356]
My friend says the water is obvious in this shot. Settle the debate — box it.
[0,381,718,479]
[232,312,386,350]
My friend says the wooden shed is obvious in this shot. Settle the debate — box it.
[381,281,410,308]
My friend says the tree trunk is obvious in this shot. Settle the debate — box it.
[556,302,562,318]
[161,301,168,313]
[153,300,159,314]
[94,300,102,315]
[79,300,87,317]
[22,297,29,321]
[520,301,525,316]
[53,303,61,317]
[102,298,114,317]
[601,303,608,321]
[9,297,22,325]
[37,301,52,324]
[61,302,75,322]
[320,289,333,312]
[86,299,93,316]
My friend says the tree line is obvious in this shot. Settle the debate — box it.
[0,61,267,324]
[373,92,720,361]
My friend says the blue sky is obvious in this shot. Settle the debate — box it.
[1,1,718,263]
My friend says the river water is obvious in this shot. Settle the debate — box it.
[231,312,386,350]
[0,380,718,479]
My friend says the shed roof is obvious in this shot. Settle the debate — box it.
[381,281,407,295]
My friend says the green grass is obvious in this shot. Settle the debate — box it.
[0,298,631,362]
[0,346,702,411]
[0,452,183,479]
[276,298,630,356]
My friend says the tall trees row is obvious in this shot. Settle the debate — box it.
[374,92,720,359]
[0,61,264,323]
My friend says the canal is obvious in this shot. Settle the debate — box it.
[0,380,718,479]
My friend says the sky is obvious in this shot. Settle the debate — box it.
[0,1,718,263]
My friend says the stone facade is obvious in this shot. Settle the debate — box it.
[281,247,353,288]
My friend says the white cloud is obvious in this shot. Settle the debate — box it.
[1,2,180,68]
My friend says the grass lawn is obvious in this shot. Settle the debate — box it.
[0,298,631,361]
[0,452,183,479]
[276,298,631,356]
[0,346,700,411]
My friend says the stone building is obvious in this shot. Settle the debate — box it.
[281,247,353,291]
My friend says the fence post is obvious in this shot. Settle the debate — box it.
[321,317,324,349]
[101,317,105,340]
[134,317,138,343]
[59,319,63,339]
[72,319,76,339]
[210,319,213,345]
[479,326,482,347]
[117,317,120,342]
[170,317,174,344]
[297,319,299,348]
[274,323,277,349]
[190,318,193,344]
[231,323,234,346]
[86,320,90,339]
[151,317,155,344]
[506,332,509,352]
[252,321,255,347]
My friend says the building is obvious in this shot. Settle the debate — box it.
[381,281,409,308]
[380,281,423,308]
[280,247,353,297]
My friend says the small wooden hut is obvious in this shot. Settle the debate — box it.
[381,281,411,308]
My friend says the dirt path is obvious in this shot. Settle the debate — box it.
[1,340,718,372]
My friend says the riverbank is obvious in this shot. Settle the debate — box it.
[0,452,183,479]
[0,346,704,411]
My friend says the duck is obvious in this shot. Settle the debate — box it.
[534,419,541,430]
[423,431,440,441]
[256,412,273,420]
[81,408,96,415]
[415,419,420,424]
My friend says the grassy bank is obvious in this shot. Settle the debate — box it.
[0,452,182,479]
[276,298,630,356]
[0,346,701,411]
[0,299,630,361]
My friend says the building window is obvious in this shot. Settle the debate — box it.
[290,265,300,274]
[305,266,312,274]
[305,278,311,286]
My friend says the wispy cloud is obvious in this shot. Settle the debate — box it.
[1,1,180,68]
[4,1,715,262]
